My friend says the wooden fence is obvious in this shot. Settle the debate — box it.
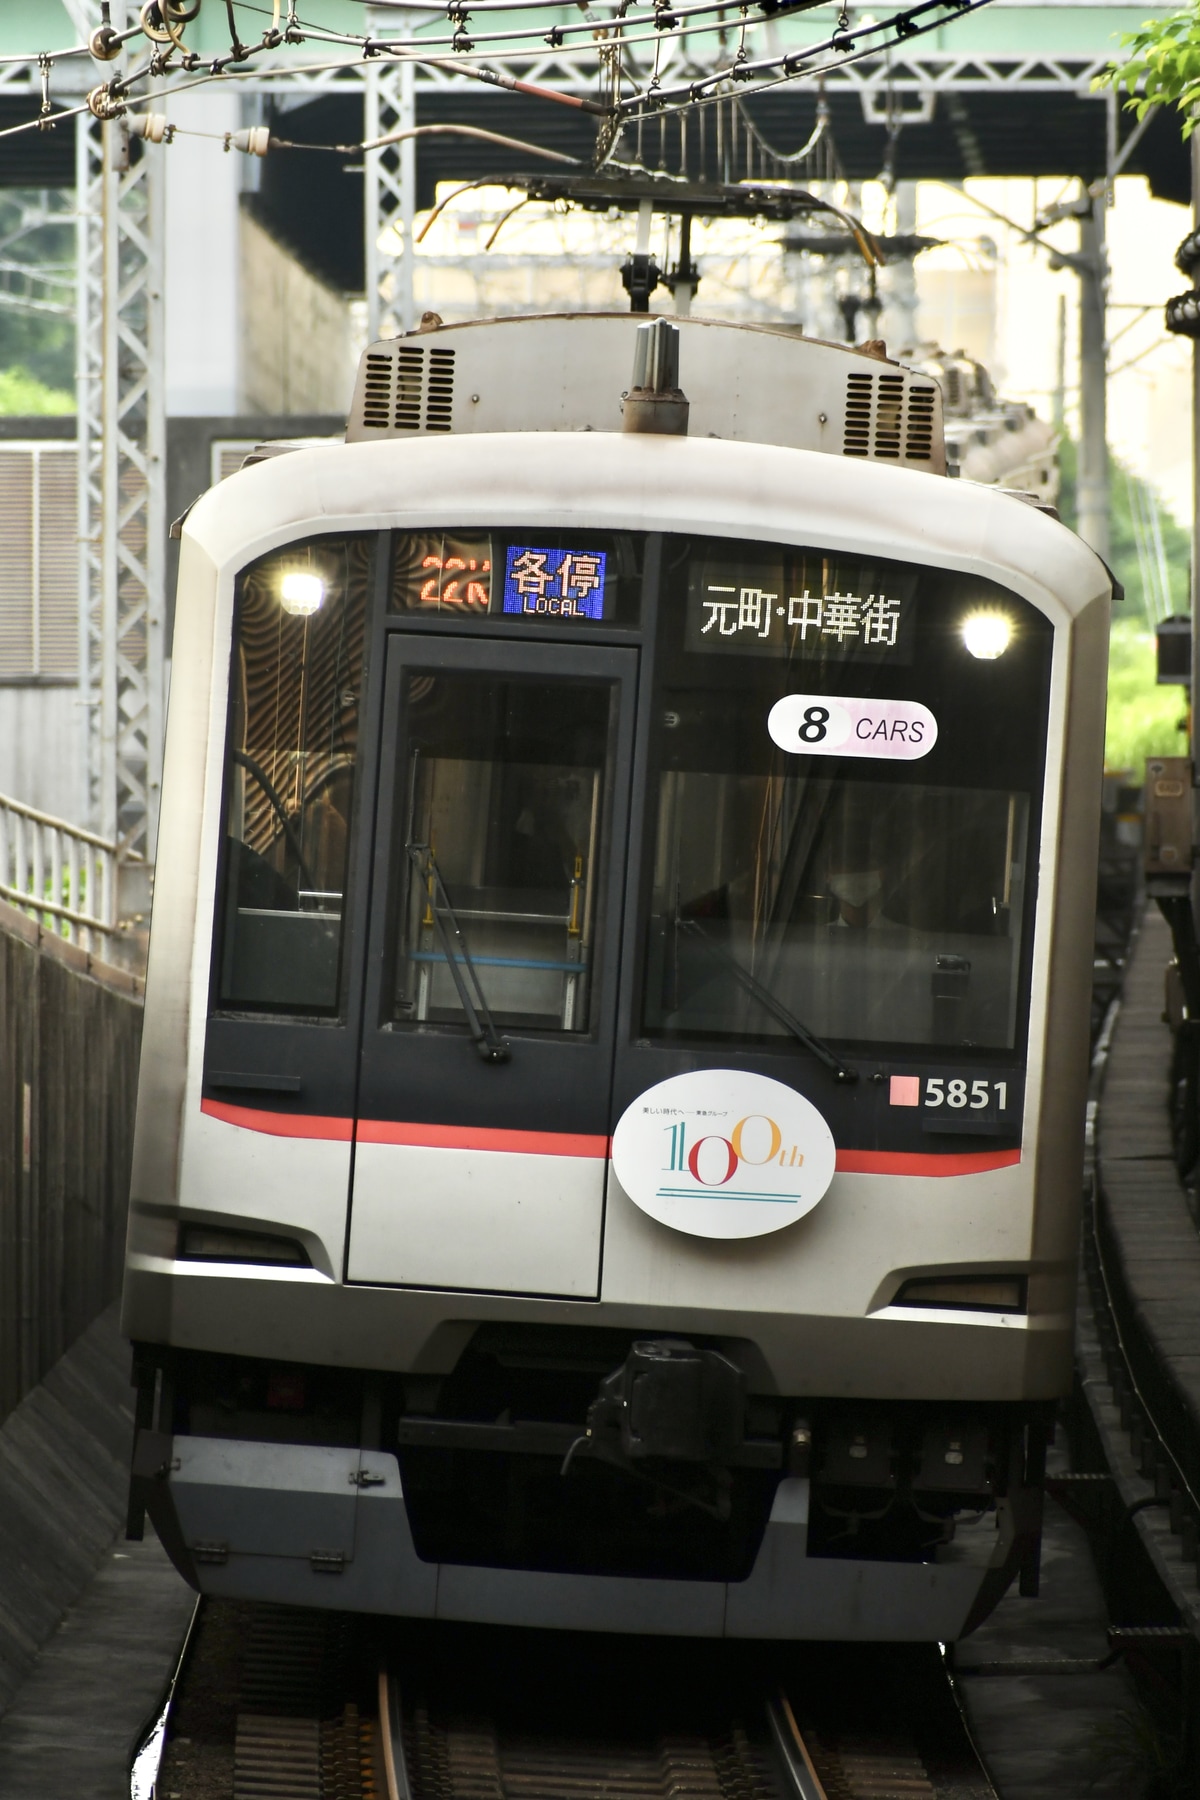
[0,895,143,1426]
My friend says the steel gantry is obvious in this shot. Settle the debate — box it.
[0,4,1162,871]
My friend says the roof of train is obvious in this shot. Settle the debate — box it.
[182,425,1110,622]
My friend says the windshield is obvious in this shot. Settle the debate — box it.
[394,669,618,1034]
[640,536,1053,1055]
[213,535,370,1016]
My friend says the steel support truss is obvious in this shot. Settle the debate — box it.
[66,2,165,874]
[365,24,417,340]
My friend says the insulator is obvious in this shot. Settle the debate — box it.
[127,114,170,144]
[89,24,122,60]
[1165,289,1200,338]
[225,126,271,158]
[87,82,125,121]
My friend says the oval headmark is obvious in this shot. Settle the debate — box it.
[611,1069,837,1240]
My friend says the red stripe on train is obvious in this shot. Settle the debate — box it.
[357,1118,610,1158]
[200,1098,354,1140]
[200,1099,605,1158]
[201,1100,1018,1175]
[835,1148,1021,1176]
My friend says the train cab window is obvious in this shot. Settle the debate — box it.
[392,672,615,1034]
[640,537,1054,1055]
[213,536,371,1015]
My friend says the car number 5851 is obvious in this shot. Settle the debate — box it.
[925,1078,1008,1111]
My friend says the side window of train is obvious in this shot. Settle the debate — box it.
[640,536,1054,1055]
[212,536,372,1016]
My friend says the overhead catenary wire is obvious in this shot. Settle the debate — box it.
[2,0,892,83]
[0,0,994,258]
[415,174,501,241]
[285,120,584,163]
[1,0,996,112]
[1,0,977,153]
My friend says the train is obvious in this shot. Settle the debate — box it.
[122,310,1111,1640]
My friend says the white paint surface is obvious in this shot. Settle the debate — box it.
[348,1141,605,1295]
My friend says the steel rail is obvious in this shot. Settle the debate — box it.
[128,1598,203,1800]
[767,1693,829,1800]
[378,1666,413,1800]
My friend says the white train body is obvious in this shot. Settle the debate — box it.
[122,315,1110,1640]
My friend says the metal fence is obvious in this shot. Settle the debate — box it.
[0,792,118,951]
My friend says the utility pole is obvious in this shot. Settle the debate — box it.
[1052,293,1066,434]
[1040,185,1109,561]
[1076,197,1109,562]
[887,182,920,352]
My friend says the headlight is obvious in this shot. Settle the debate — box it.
[961,610,1013,660]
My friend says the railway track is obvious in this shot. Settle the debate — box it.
[138,863,1145,1800]
[378,1639,996,1800]
[146,1604,997,1800]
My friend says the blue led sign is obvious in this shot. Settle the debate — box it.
[502,546,608,620]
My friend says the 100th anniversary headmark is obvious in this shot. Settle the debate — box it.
[611,1070,837,1241]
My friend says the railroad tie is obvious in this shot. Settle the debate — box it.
[501,1737,663,1797]
[658,1733,732,1798]
[233,1714,323,1799]
[442,1716,507,1799]
[834,1750,935,1800]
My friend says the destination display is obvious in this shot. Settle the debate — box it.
[392,531,613,622]
[686,553,917,663]
[502,545,607,619]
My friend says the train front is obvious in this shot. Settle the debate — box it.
[122,317,1111,1640]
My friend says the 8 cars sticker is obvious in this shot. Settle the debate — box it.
[767,694,938,761]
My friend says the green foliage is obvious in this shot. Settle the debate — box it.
[1057,440,1193,770]
[1057,438,1191,626]
[0,368,72,415]
[0,190,75,402]
[1097,5,1200,133]
[1106,616,1188,768]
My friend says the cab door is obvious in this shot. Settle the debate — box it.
[347,634,637,1297]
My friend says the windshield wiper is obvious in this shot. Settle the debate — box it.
[677,916,857,1084]
[407,843,511,1064]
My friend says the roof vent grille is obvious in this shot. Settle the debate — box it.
[426,348,455,431]
[843,372,938,465]
[395,346,424,431]
[905,387,936,461]
[843,372,873,457]
[362,353,392,430]
[874,375,905,458]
